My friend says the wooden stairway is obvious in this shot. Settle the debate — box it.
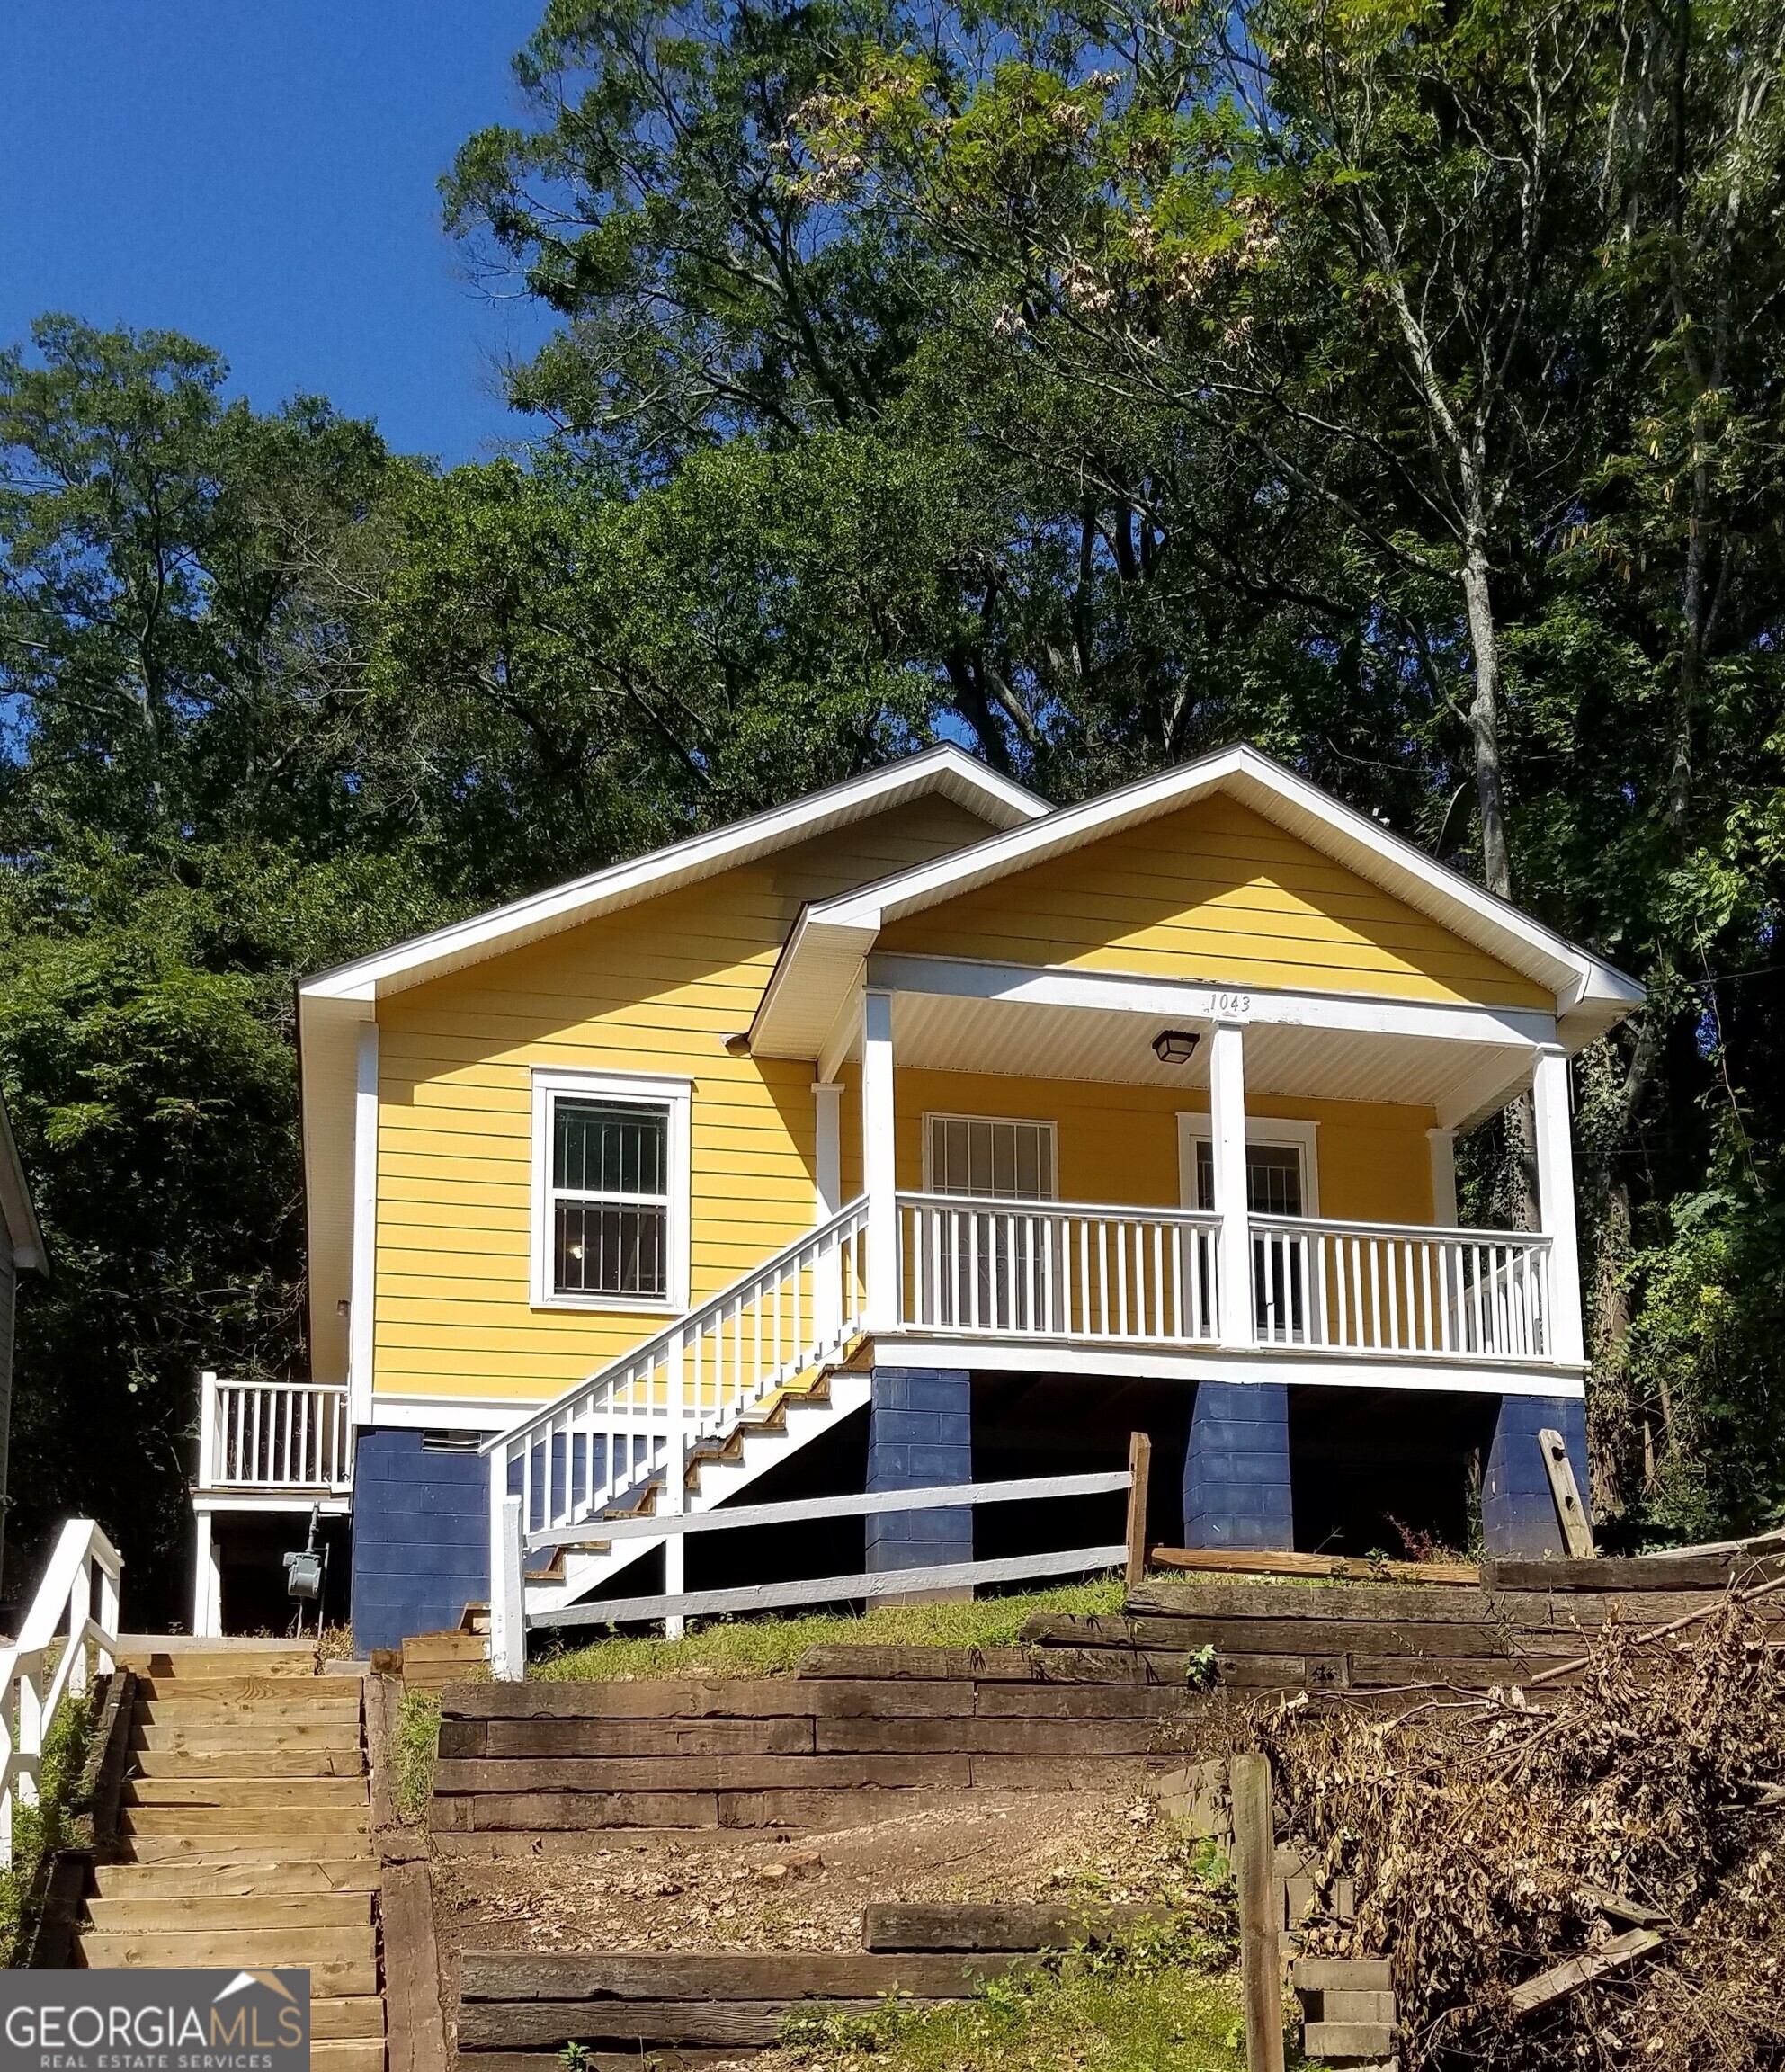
[76,1643,385,2068]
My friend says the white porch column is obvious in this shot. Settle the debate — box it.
[1209,1020,1254,1348]
[191,1511,221,1639]
[814,1082,843,1218]
[1426,1126,1459,1228]
[861,990,898,1330]
[1531,1045,1585,1366]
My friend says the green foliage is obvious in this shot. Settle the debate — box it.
[532,1579,1126,1682]
[392,1690,442,1825]
[0,1684,95,1961]
[775,1916,1256,2072]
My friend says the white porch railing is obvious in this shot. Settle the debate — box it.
[491,1198,870,1545]
[1250,1216,1552,1361]
[198,1373,353,1491]
[0,1519,121,1862]
[897,1193,1221,1344]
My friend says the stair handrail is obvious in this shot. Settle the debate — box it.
[0,1518,122,1863]
[485,1194,872,1465]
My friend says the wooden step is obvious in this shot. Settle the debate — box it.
[76,1929,375,1996]
[121,1651,319,1675]
[311,2041,383,2069]
[131,1748,366,1780]
[115,1834,378,1866]
[97,1858,379,1893]
[135,1720,363,1754]
[85,1893,372,1932]
[462,1950,1013,2002]
[125,1776,370,1809]
[135,1678,356,1704]
[120,1805,370,1836]
[314,1997,387,2040]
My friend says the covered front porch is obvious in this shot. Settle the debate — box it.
[817,957,1585,1398]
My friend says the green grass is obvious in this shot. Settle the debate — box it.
[393,1689,442,1822]
[0,1684,96,1960]
[531,1577,1127,1683]
[771,1916,1278,2072]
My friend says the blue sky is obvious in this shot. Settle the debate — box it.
[0,2,556,463]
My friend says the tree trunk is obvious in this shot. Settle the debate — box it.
[1458,530,1513,904]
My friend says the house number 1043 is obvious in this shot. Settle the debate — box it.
[1212,991,1252,1016]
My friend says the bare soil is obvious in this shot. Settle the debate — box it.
[436,1790,1182,1961]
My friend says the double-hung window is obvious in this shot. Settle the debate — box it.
[531,1070,691,1310]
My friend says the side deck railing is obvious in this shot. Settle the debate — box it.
[198,1373,353,1492]
[1249,1216,1552,1361]
[1,1519,120,1862]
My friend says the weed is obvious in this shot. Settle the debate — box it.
[392,1688,441,1823]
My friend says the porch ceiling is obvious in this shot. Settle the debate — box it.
[884,988,1531,1127]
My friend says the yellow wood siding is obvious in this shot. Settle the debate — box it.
[836,1068,1434,1226]
[878,795,1550,1009]
[371,796,997,1406]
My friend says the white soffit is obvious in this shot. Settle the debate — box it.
[887,990,1531,1129]
[750,745,1643,1058]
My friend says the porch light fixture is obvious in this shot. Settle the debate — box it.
[1152,1029,1200,1065]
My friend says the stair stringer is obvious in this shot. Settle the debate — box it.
[523,1367,873,1619]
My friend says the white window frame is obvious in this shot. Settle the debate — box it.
[922,1112,1059,1201]
[531,1067,692,1313]
[1175,1113,1321,1218]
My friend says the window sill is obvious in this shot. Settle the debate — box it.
[531,1293,683,1317]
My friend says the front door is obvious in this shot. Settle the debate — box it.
[1190,1132,1312,1340]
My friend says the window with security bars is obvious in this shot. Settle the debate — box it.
[551,1098,670,1299]
[1194,1139,1304,1216]
[926,1115,1056,1200]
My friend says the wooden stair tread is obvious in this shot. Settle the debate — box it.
[98,1858,379,1892]
[125,1777,370,1807]
[85,1893,372,1931]
[314,1997,387,2040]
[131,1748,365,1778]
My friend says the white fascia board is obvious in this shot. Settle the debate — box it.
[299,746,1045,1008]
[0,1093,46,1274]
[872,1334,1584,1398]
[800,745,1642,1024]
[370,1391,548,1432]
[864,952,1559,1050]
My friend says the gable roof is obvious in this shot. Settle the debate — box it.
[301,746,1045,1007]
[748,743,1643,1058]
[298,746,1048,1381]
[0,1092,47,1277]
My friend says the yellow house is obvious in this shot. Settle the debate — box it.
[190,746,1641,1648]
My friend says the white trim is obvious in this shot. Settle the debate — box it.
[870,1333,1584,1398]
[1531,1045,1585,1365]
[367,1392,544,1432]
[1175,1111,1322,1218]
[530,1067,692,1314]
[814,1083,843,1219]
[348,1021,379,1428]
[300,747,1046,1005]
[863,954,1558,1050]
[921,1112,1058,1199]
[861,990,897,1330]
[192,1494,353,1518]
